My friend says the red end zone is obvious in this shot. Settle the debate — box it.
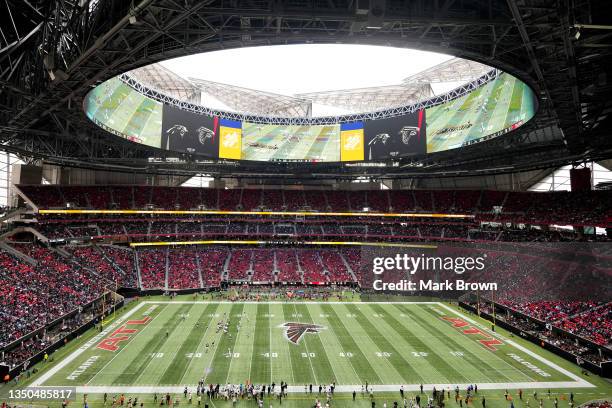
[441,316,503,351]
[96,316,152,352]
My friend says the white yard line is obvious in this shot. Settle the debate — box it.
[292,303,318,385]
[202,305,229,383]
[268,304,275,384]
[177,304,219,385]
[140,304,199,386]
[272,304,294,384]
[437,303,595,388]
[67,381,596,395]
[222,306,246,385]
[242,310,256,385]
[312,304,361,384]
[31,302,146,387]
[359,304,430,384]
[304,304,341,385]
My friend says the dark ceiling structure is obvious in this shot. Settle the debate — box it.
[0,0,610,180]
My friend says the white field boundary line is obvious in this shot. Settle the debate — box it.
[437,303,595,388]
[67,381,594,395]
[31,302,146,387]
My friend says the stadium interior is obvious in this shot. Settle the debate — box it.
[0,1,611,408]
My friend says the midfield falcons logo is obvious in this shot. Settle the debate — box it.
[281,323,325,345]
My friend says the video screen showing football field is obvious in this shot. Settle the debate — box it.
[426,73,537,153]
[242,123,340,162]
[33,301,590,393]
[84,77,163,148]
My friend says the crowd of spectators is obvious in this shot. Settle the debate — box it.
[33,217,608,243]
[298,250,327,283]
[227,249,252,281]
[581,402,611,408]
[251,250,275,282]
[17,185,612,226]
[168,248,200,289]
[0,244,106,349]
[69,246,128,287]
[0,297,120,371]
[500,300,602,323]
[559,304,612,346]
[486,299,611,348]
[197,248,226,287]
[275,249,301,283]
[100,245,137,287]
[465,301,610,365]
[138,248,167,289]
[319,251,353,283]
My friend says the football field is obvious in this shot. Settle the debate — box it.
[33,301,593,393]
[241,123,340,162]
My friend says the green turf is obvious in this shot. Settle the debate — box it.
[36,301,578,387]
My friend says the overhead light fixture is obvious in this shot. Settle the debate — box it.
[574,28,581,40]
[129,15,138,24]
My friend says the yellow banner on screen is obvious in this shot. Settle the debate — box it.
[218,119,242,159]
[340,122,364,161]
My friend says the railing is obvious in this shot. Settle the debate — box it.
[119,69,501,125]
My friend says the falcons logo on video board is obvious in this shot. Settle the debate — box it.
[281,323,325,345]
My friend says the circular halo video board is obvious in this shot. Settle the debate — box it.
[84,71,536,162]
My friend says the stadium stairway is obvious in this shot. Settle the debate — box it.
[134,249,143,289]
[194,251,205,288]
[98,245,130,280]
[339,252,358,282]
[294,251,305,284]
[272,251,279,282]
[0,241,37,265]
[51,245,71,258]
[164,247,170,290]
[315,251,330,283]
[1,226,49,244]
[222,250,232,280]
